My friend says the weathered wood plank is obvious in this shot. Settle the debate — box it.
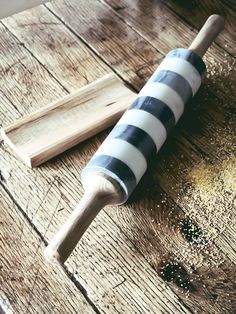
[0,146,193,314]
[106,2,234,68]
[45,0,165,91]
[0,91,21,129]
[46,0,235,128]
[1,5,109,93]
[0,7,192,314]
[103,0,235,56]
[43,1,236,311]
[163,0,236,56]
[45,0,236,248]
[4,0,235,264]
[101,0,235,101]
[1,1,235,313]
[220,0,236,11]
[0,23,66,117]
[1,137,236,313]
[1,89,236,313]
[0,185,96,314]
[111,186,236,312]
[94,0,236,259]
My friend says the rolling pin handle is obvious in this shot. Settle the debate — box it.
[44,173,124,265]
[188,14,225,57]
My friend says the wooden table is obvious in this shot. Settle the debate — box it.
[0,1,235,313]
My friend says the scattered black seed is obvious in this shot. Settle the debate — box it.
[179,218,208,245]
[158,260,195,292]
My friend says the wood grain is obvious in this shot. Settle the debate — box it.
[0,91,21,130]
[47,0,235,121]
[1,74,136,167]
[111,185,236,313]
[0,23,65,116]
[0,147,193,314]
[0,0,235,313]
[45,1,236,210]
[0,4,192,314]
[45,0,235,311]
[163,0,236,56]
[1,141,236,313]
[2,4,109,92]
[45,0,164,91]
[103,0,234,77]
[103,0,235,56]
[0,185,96,314]
[1,84,236,313]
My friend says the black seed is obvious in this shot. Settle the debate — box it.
[179,218,208,245]
[158,260,195,292]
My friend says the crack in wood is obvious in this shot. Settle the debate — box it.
[0,182,101,314]
[112,278,126,289]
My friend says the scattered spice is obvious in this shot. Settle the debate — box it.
[174,156,236,269]
[179,218,208,245]
[159,259,194,291]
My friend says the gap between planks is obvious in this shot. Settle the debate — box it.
[0,22,70,95]
[0,183,100,314]
[2,1,235,264]
[163,0,235,57]
[102,0,235,58]
[1,0,234,264]
[0,1,235,312]
[0,172,192,314]
[43,3,138,93]
[0,5,194,314]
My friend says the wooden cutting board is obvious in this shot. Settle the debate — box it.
[1,73,136,167]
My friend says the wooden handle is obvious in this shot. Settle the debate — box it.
[44,173,124,264]
[189,14,225,57]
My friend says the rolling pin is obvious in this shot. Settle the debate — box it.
[44,15,224,265]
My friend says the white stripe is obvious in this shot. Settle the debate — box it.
[117,109,167,152]
[94,138,147,182]
[139,82,184,122]
[156,57,201,95]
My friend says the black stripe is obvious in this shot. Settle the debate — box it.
[129,96,175,134]
[108,124,157,161]
[165,48,206,79]
[82,155,136,200]
[149,70,193,103]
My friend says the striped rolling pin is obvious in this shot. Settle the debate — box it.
[45,15,224,265]
[82,48,206,202]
